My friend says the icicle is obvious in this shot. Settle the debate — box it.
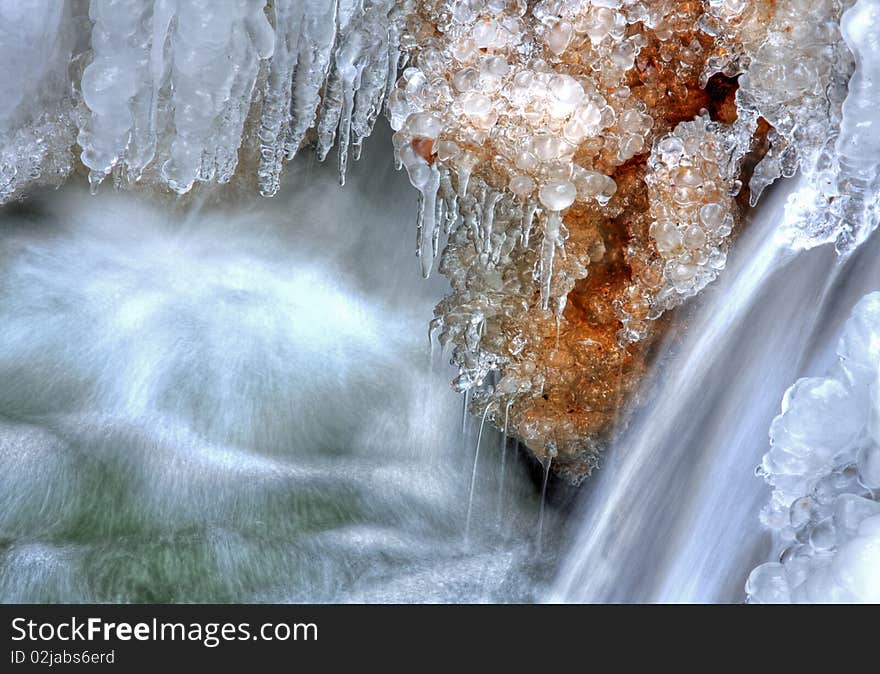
[315,60,344,162]
[439,168,459,231]
[383,26,401,112]
[335,59,362,184]
[150,0,175,85]
[285,0,338,161]
[539,211,562,310]
[161,0,272,194]
[481,190,502,257]
[428,317,446,368]
[464,402,494,545]
[258,0,304,196]
[315,1,364,177]
[521,199,537,248]
[432,178,444,259]
[125,1,164,182]
[125,0,173,182]
[214,3,273,184]
[463,206,479,246]
[536,454,552,552]
[554,313,561,354]
[78,0,154,186]
[415,190,425,264]
[350,10,395,163]
[456,164,472,205]
[415,163,442,278]
[303,0,399,183]
[556,294,568,318]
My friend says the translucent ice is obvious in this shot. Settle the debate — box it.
[748,292,880,603]
[0,0,79,203]
[1,0,402,201]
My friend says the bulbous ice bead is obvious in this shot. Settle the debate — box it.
[509,173,536,197]
[538,181,576,211]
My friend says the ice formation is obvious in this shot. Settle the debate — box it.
[747,292,880,603]
[391,0,859,478]
[748,1,880,602]
[0,1,80,204]
[0,0,875,479]
[0,0,403,200]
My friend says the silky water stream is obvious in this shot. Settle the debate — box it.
[0,133,561,603]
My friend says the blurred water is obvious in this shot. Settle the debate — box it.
[0,130,558,603]
[9,134,869,606]
[551,177,880,603]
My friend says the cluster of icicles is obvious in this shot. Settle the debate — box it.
[392,0,738,321]
[0,0,403,202]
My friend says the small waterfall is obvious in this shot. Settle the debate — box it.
[551,176,880,603]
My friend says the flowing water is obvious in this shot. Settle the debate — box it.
[551,177,880,603]
[5,132,877,604]
[0,131,561,603]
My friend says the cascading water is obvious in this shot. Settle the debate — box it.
[551,175,880,603]
[0,129,560,603]
[551,0,880,604]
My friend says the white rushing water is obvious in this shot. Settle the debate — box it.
[551,174,880,603]
[0,128,559,603]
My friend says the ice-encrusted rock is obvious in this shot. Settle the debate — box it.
[762,0,880,253]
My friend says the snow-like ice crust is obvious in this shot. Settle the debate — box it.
[747,291,880,603]
[746,0,880,604]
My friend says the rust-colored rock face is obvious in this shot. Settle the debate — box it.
[494,70,754,481]
[389,1,831,481]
